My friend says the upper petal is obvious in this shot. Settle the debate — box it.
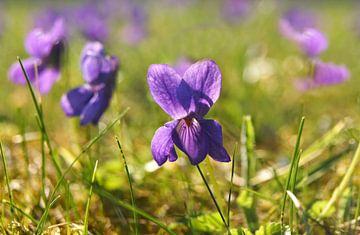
[147,64,191,119]
[182,60,222,117]
[61,85,94,116]
[37,67,61,94]
[201,119,230,162]
[296,28,328,57]
[80,88,113,125]
[81,54,102,84]
[8,58,39,85]
[173,118,207,165]
[25,29,54,58]
[151,120,178,166]
[313,61,350,86]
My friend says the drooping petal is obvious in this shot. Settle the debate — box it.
[25,29,54,58]
[173,118,208,165]
[37,67,61,94]
[296,28,328,58]
[80,88,112,125]
[313,61,350,85]
[151,120,178,166]
[61,85,94,116]
[201,119,230,162]
[8,58,39,85]
[183,60,222,117]
[147,64,192,119]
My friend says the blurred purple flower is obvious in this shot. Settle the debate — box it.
[8,18,66,94]
[72,4,109,42]
[295,60,350,90]
[122,5,147,45]
[147,60,230,166]
[222,0,251,23]
[279,8,328,57]
[35,8,64,31]
[61,42,119,125]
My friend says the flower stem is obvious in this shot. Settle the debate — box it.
[196,165,230,234]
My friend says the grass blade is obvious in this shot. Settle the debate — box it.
[320,143,360,218]
[94,186,176,235]
[116,137,138,235]
[280,117,305,233]
[239,115,258,231]
[84,160,98,234]
[227,142,237,228]
[35,108,129,233]
[353,188,360,234]
[18,57,62,178]
[1,200,38,225]
[0,143,15,216]
[251,119,345,186]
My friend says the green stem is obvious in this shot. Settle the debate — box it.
[196,165,230,234]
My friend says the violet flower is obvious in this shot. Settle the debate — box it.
[8,18,65,94]
[295,60,350,90]
[72,4,108,42]
[279,8,328,58]
[222,0,251,23]
[147,60,230,166]
[61,42,118,125]
[122,5,147,45]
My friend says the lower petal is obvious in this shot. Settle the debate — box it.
[61,85,94,116]
[173,118,207,165]
[37,67,61,94]
[151,120,178,166]
[80,89,112,125]
[8,58,38,85]
[201,119,230,162]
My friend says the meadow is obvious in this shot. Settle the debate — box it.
[0,0,359,234]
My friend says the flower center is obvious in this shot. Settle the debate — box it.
[184,117,193,126]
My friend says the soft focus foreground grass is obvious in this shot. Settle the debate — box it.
[0,0,359,234]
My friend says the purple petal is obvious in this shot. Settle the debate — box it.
[80,88,113,125]
[61,85,94,116]
[8,58,39,84]
[313,61,350,86]
[25,29,54,58]
[82,54,102,83]
[282,8,316,32]
[296,29,328,58]
[201,119,230,162]
[279,19,299,41]
[147,64,191,119]
[173,118,207,165]
[49,18,66,43]
[151,120,178,166]
[37,67,61,94]
[183,60,222,117]
[223,0,251,23]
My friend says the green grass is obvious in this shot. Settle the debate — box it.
[0,0,359,234]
